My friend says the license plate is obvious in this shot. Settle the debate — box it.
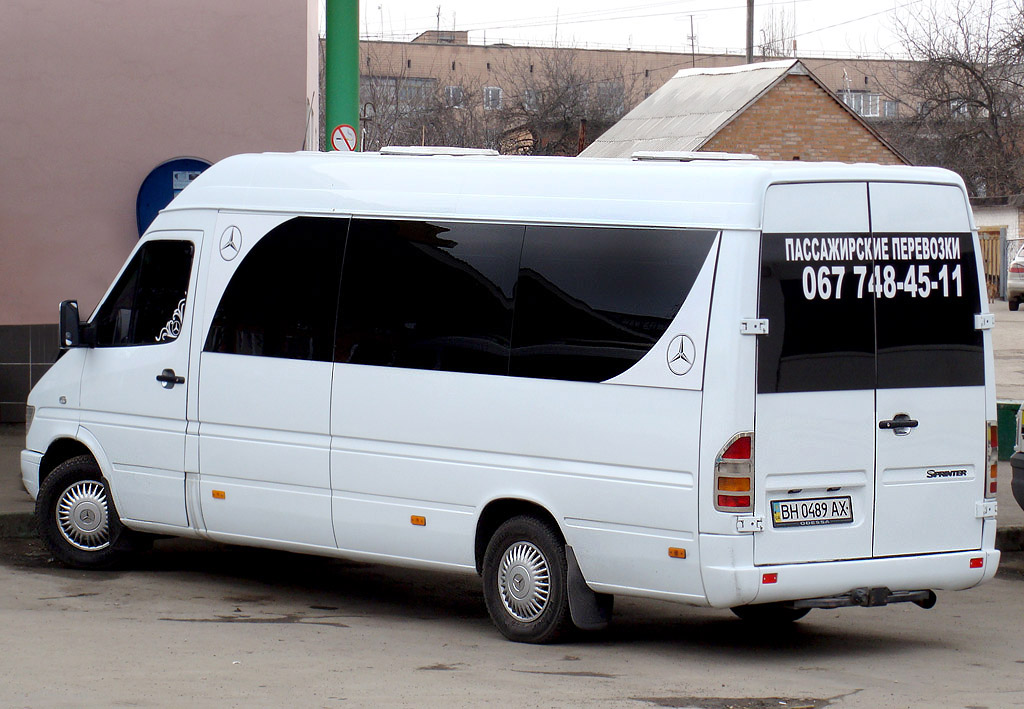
[771,496,853,528]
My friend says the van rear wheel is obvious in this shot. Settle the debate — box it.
[36,455,136,569]
[482,516,573,643]
[1011,300,1020,311]
[731,603,810,624]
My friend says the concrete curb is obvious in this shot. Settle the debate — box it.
[1,510,1021,552]
[0,512,35,540]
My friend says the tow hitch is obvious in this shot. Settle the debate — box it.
[792,587,937,609]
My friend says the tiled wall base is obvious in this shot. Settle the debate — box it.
[0,324,58,423]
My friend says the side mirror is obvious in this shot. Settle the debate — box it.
[58,300,81,349]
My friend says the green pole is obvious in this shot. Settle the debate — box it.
[325,0,360,151]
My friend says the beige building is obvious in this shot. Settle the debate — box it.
[359,32,913,146]
[0,1,319,422]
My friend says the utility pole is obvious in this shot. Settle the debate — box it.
[746,0,754,64]
[688,15,697,67]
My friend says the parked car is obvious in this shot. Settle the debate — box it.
[1007,244,1024,311]
[1012,404,1024,511]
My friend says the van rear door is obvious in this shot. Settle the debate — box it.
[753,181,987,566]
[869,182,985,556]
[754,183,876,565]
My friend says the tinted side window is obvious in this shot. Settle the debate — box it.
[92,240,194,347]
[510,226,717,382]
[874,232,983,388]
[335,219,523,375]
[205,217,345,362]
[757,233,876,394]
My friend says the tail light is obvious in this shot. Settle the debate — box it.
[715,432,753,513]
[986,420,997,498]
[1009,263,1024,274]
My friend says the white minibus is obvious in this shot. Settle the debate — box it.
[22,149,1000,642]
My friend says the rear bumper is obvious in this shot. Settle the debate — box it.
[700,533,999,608]
[1007,277,1024,300]
[1011,450,1024,512]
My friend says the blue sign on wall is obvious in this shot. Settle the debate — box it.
[136,157,211,236]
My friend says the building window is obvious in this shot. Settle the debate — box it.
[883,99,898,118]
[444,85,464,108]
[484,86,503,110]
[594,80,626,115]
[522,88,539,111]
[839,90,880,118]
[364,76,436,111]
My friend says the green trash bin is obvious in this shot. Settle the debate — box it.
[997,400,1022,461]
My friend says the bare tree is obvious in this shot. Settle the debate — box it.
[879,0,1024,196]
[350,43,657,155]
[357,43,498,151]
[492,48,642,155]
[758,6,793,59]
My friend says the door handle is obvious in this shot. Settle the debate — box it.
[879,415,918,432]
[156,368,185,389]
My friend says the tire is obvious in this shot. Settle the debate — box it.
[1010,300,1020,311]
[731,602,810,625]
[482,515,573,644]
[35,455,136,569]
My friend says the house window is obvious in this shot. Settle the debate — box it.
[522,88,539,111]
[839,90,880,118]
[484,86,503,110]
[883,99,898,118]
[445,85,464,108]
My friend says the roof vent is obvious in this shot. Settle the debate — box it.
[631,151,759,162]
[379,146,500,157]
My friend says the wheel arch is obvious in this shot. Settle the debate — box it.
[39,438,95,487]
[474,497,564,574]
[39,430,119,508]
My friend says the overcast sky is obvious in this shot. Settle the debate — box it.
[342,0,921,57]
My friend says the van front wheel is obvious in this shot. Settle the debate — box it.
[482,516,573,643]
[36,455,133,569]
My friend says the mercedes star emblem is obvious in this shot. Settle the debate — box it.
[219,226,242,261]
[666,334,697,376]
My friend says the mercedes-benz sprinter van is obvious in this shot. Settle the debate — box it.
[22,149,1000,642]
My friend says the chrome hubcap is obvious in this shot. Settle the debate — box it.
[55,480,110,551]
[498,541,550,622]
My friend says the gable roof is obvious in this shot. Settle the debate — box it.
[580,59,906,162]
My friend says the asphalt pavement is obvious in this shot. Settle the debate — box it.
[2,299,1023,548]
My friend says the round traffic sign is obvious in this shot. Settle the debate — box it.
[331,124,357,151]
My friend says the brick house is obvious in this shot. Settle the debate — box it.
[580,60,907,164]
